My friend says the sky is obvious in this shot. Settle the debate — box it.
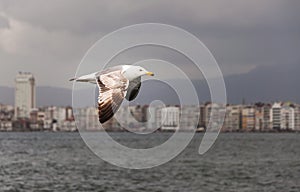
[0,0,299,103]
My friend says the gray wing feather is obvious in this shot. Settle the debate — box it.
[96,69,129,124]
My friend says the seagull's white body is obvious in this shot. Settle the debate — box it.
[70,65,154,123]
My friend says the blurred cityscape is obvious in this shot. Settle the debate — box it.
[0,72,300,132]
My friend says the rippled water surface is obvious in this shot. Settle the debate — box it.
[0,132,300,192]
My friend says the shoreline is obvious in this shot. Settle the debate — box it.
[0,129,299,133]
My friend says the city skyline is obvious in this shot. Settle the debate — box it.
[0,72,299,132]
[2,98,300,132]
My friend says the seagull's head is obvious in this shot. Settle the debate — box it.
[122,65,154,81]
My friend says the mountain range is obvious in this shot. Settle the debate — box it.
[1,63,300,107]
[0,86,72,106]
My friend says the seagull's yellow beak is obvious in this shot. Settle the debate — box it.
[146,71,154,76]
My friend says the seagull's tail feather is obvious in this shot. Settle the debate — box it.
[69,73,97,84]
[69,77,77,81]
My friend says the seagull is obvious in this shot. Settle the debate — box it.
[70,65,154,124]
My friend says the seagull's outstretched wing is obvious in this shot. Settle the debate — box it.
[125,77,141,101]
[96,70,129,124]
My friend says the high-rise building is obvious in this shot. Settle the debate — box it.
[14,72,36,119]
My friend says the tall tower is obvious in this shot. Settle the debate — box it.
[15,72,36,119]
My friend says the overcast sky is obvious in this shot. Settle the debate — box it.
[0,0,299,102]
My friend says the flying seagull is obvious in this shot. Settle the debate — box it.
[70,65,154,124]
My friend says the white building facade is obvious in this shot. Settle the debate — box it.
[161,107,180,130]
[271,102,282,130]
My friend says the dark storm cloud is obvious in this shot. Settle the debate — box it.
[0,14,9,28]
[0,0,299,103]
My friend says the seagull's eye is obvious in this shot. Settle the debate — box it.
[139,69,143,71]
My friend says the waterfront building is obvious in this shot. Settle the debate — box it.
[224,105,242,131]
[242,106,256,131]
[50,106,76,131]
[146,106,158,130]
[160,106,180,131]
[0,104,13,131]
[0,104,14,121]
[114,105,150,131]
[0,121,12,131]
[254,103,265,131]
[29,108,39,130]
[199,104,206,128]
[0,104,14,112]
[180,105,200,130]
[294,104,300,131]
[262,104,272,131]
[85,107,100,130]
[73,107,88,131]
[280,103,295,130]
[114,105,142,130]
[270,102,295,130]
[271,102,282,130]
[205,103,226,132]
